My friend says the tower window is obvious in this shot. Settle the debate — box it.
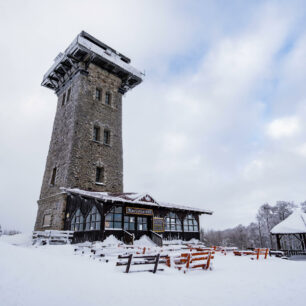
[62,93,66,106]
[96,166,104,183]
[50,167,57,185]
[104,129,110,145]
[95,88,101,101]
[105,92,111,105]
[42,214,52,227]
[93,126,100,142]
[66,88,71,102]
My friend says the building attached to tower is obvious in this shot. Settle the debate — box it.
[34,32,212,244]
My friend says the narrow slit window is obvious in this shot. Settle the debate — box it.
[105,92,111,105]
[95,88,101,101]
[66,88,71,102]
[50,167,57,185]
[96,167,104,183]
[103,129,110,145]
[62,93,66,106]
[93,126,100,141]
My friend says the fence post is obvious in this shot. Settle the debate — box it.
[206,252,212,270]
[256,249,260,260]
[186,254,191,269]
[153,254,160,274]
[126,254,133,273]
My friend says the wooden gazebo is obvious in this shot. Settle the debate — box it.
[270,209,306,254]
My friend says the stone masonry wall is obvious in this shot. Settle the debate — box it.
[34,193,67,231]
[66,64,123,193]
[36,63,124,230]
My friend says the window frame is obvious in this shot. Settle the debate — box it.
[50,167,57,185]
[62,93,66,106]
[137,216,148,231]
[66,88,71,102]
[105,206,123,229]
[95,166,104,184]
[164,212,182,232]
[105,92,111,105]
[95,88,102,101]
[103,129,111,145]
[42,214,52,227]
[70,209,84,232]
[183,214,199,232]
[93,126,101,142]
[85,206,101,231]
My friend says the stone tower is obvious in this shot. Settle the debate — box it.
[34,31,143,231]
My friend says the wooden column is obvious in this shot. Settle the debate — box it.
[276,234,281,250]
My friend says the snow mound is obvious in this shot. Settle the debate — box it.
[188,238,201,244]
[134,235,156,247]
[0,233,32,246]
[101,235,122,246]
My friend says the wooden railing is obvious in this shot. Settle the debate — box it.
[281,249,306,257]
[32,230,74,245]
[123,230,134,245]
[150,230,163,247]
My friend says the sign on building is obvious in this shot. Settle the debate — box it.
[153,217,164,232]
[126,207,153,216]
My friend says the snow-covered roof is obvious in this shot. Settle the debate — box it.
[42,31,143,93]
[63,188,213,215]
[270,209,306,234]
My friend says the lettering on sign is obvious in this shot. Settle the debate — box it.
[126,207,153,216]
[153,217,164,232]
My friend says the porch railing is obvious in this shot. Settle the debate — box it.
[123,230,134,245]
[150,230,163,247]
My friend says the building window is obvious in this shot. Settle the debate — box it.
[183,214,199,232]
[67,88,71,102]
[50,167,57,185]
[137,217,148,231]
[95,88,101,101]
[105,206,122,229]
[62,93,66,106]
[93,126,100,141]
[70,209,84,232]
[165,212,182,231]
[103,129,110,145]
[105,92,111,105]
[124,216,135,231]
[96,167,104,183]
[85,206,101,231]
[42,214,52,227]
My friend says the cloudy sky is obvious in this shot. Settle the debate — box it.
[0,0,306,232]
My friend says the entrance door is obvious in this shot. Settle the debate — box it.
[137,216,148,231]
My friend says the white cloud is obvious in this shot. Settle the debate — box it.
[266,117,300,139]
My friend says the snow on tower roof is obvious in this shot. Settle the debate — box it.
[42,31,143,93]
[270,208,306,234]
[63,188,213,215]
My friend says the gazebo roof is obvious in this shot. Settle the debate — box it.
[271,209,306,234]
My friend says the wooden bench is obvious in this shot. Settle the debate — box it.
[172,250,215,272]
[33,230,74,245]
[234,248,269,259]
[116,254,169,273]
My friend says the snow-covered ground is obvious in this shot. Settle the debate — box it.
[0,234,305,306]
